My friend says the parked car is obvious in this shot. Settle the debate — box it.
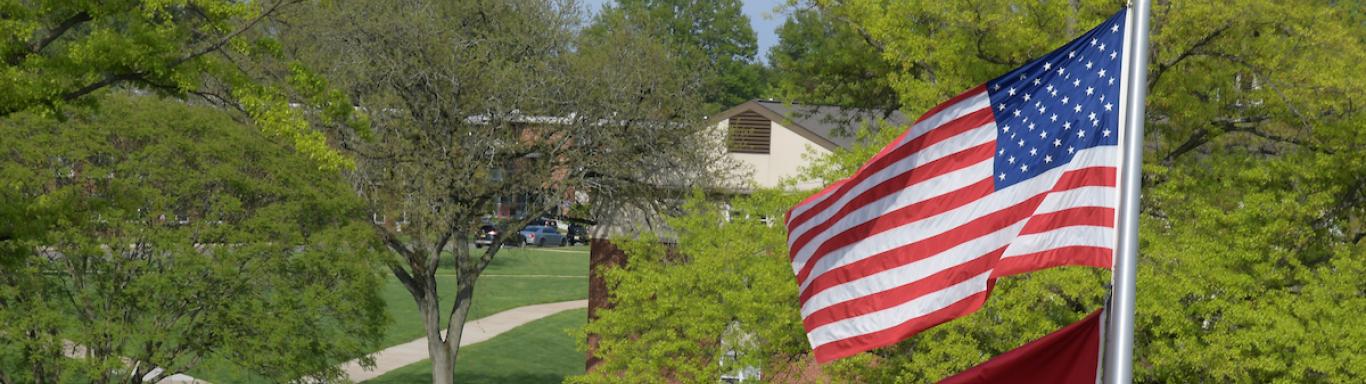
[566,224,589,246]
[474,224,499,248]
[518,225,565,247]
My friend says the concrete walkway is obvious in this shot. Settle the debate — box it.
[338,299,589,382]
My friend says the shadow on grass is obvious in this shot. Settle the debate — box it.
[373,371,568,384]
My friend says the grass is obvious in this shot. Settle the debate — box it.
[190,245,588,383]
[367,308,588,384]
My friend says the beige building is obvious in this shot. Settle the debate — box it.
[708,100,908,190]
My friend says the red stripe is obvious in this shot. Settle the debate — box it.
[801,248,1003,331]
[1019,206,1114,235]
[787,108,995,231]
[994,246,1113,276]
[1054,166,1117,190]
[798,191,1039,302]
[811,284,993,363]
[788,142,995,257]
[793,178,996,290]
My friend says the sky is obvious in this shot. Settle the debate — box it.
[578,0,789,63]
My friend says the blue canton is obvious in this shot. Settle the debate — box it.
[988,10,1127,190]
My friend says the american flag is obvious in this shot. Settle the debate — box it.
[785,9,1131,363]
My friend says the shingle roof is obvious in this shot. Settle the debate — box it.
[711,100,909,150]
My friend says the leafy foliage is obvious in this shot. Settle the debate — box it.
[0,95,387,383]
[581,0,1365,382]
[592,0,770,112]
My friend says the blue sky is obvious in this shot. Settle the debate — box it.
[578,0,789,63]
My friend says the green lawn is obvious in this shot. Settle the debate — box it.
[367,308,588,384]
[191,245,588,383]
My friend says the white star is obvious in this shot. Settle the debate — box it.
[994,83,1001,90]
[1073,79,1081,87]
[1043,62,1052,70]
[1020,74,1027,81]
[1063,122,1072,130]
[1069,51,1076,58]
[1013,109,1022,117]
[1078,130,1086,138]
[1091,38,1098,46]
[1030,147,1038,156]
[1050,89,1058,97]
[1110,51,1118,60]
[1008,87,1017,96]
[1100,95,1106,102]
[1033,78,1042,86]
[1008,156,1016,164]
[1099,43,1107,51]
[999,148,1005,156]
[1054,138,1062,147]
[1092,118,1100,126]
[1098,69,1107,78]
[1088,112,1097,120]
[1111,24,1119,33]
[1021,164,1029,172]
[1003,125,1011,133]
[1057,67,1066,76]
[1046,84,1054,92]
[1103,129,1112,137]
[1086,61,1094,69]
[1104,103,1114,111]
[999,173,1007,180]
[1074,104,1083,113]
[1086,87,1095,95]
[1028,122,1036,130]
[1068,146,1076,154]
[1023,93,1032,101]
[998,103,1006,111]
[1061,96,1070,105]
[1108,77,1116,86]
[1050,114,1058,122]
[1040,130,1048,139]
[1018,139,1025,147]
[1044,155,1053,163]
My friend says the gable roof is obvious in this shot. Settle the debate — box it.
[707,100,910,151]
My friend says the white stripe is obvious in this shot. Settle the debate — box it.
[796,146,1119,292]
[807,271,991,348]
[801,221,1026,317]
[787,92,991,225]
[787,123,997,248]
[1001,225,1114,258]
[1036,186,1118,215]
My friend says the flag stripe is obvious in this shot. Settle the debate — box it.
[811,288,991,362]
[1019,206,1114,235]
[995,246,1113,276]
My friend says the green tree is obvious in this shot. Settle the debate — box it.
[593,0,769,112]
[0,95,387,383]
[580,0,1365,382]
[768,5,899,112]
[0,0,358,168]
[273,1,734,383]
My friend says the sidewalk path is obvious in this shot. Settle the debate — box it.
[338,299,589,382]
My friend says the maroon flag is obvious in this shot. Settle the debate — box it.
[939,309,1104,384]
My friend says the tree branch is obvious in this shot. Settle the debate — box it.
[1149,23,1231,90]
[5,11,92,66]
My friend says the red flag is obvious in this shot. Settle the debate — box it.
[939,309,1104,384]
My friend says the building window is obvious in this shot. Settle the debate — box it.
[727,111,770,154]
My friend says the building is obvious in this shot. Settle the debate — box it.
[707,100,909,190]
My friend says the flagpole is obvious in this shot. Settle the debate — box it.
[1106,1,1151,383]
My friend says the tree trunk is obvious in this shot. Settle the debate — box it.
[417,275,454,384]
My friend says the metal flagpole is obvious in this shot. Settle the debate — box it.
[1106,1,1151,383]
